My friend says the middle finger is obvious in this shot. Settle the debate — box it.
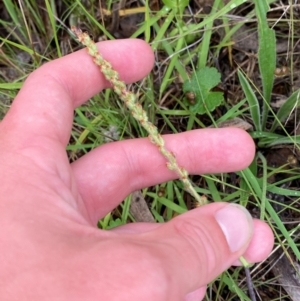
[71,128,255,224]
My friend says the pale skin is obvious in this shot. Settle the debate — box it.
[0,39,274,300]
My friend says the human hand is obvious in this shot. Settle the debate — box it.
[0,39,273,301]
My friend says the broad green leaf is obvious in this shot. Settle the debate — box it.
[254,0,276,129]
[258,28,276,102]
[238,70,261,131]
[255,0,270,15]
[183,67,223,115]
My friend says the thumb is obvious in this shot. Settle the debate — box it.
[152,203,253,295]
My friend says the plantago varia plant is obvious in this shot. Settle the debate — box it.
[71,26,206,205]
[71,26,257,301]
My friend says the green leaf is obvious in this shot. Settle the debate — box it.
[107,218,124,229]
[162,0,189,11]
[258,28,276,102]
[238,69,261,131]
[3,0,25,37]
[270,89,300,132]
[183,67,223,115]
[0,83,23,90]
[254,0,276,129]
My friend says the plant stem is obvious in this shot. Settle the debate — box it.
[245,267,257,301]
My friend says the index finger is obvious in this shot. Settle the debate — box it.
[1,39,154,146]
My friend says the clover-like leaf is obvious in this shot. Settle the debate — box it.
[183,67,224,114]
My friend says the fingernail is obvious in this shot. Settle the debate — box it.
[215,204,253,252]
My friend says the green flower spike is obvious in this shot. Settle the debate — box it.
[71,26,206,205]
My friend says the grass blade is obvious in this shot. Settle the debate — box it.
[271,89,300,132]
[45,0,62,57]
[197,0,222,69]
[3,0,25,37]
[241,167,300,262]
